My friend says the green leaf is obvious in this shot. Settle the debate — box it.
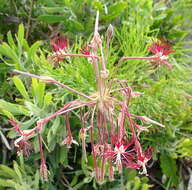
[28,41,42,61]
[39,0,57,6]
[36,81,45,108]
[25,101,42,116]
[141,184,150,190]
[34,170,40,189]
[0,179,16,187]
[109,2,127,13]
[66,19,84,32]
[22,117,37,128]
[132,177,141,190]
[0,99,29,116]
[31,78,45,108]
[12,76,30,100]
[7,31,16,50]
[102,2,127,21]
[47,117,60,150]
[0,165,18,180]
[93,1,103,11]
[0,42,19,64]
[59,146,68,167]
[71,175,78,187]
[41,7,68,13]
[160,153,178,186]
[153,14,167,21]
[51,117,60,135]
[73,181,85,190]
[37,15,66,23]
[154,2,168,11]
[0,109,14,119]
[13,161,22,182]
[177,138,192,157]
[44,93,53,106]
[17,24,25,46]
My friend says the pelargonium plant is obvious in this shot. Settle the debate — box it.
[9,12,173,183]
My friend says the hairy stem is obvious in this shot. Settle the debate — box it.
[90,106,99,180]
[120,56,160,61]
[36,101,96,129]
[64,114,72,136]
[52,53,100,59]
[12,69,93,100]
[38,133,45,165]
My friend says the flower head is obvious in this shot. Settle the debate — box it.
[137,147,153,175]
[134,139,153,175]
[14,136,33,156]
[50,36,68,53]
[148,39,174,56]
[8,120,34,156]
[148,39,174,69]
[103,140,139,173]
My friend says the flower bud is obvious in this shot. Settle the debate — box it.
[106,24,114,41]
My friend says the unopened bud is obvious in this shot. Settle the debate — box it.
[90,32,102,52]
[106,24,114,41]
[40,162,48,181]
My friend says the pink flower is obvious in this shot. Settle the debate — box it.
[102,136,153,175]
[14,136,33,156]
[148,39,174,69]
[50,36,68,52]
[148,39,174,56]
[103,140,139,173]
[8,120,34,156]
[137,147,153,175]
[134,139,153,175]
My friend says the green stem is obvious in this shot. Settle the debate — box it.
[26,0,34,40]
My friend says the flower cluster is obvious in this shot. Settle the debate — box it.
[10,11,172,183]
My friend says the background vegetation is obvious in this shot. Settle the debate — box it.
[0,0,192,189]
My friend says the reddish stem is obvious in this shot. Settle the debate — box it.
[90,106,99,181]
[97,111,104,144]
[126,110,136,136]
[36,101,95,129]
[47,80,93,100]
[53,53,100,59]
[38,133,46,165]
[11,70,93,100]
[100,157,105,183]
[64,114,72,136]
[120,56,160,61]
